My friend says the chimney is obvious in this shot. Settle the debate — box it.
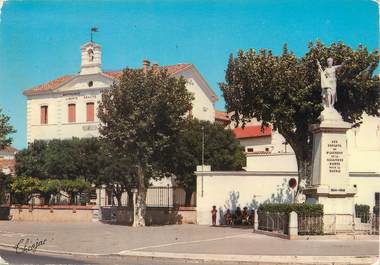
[152,62,159,72]
[143,59,150,73]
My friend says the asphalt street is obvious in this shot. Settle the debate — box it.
[0,222,378,256]
[0,249,258,265]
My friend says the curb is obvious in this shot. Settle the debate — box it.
[0,243,378,264]
[118,251,379,264]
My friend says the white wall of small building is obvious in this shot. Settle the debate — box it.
[350,174,380,210]
[195,170,380,225]
[196,171,297,225]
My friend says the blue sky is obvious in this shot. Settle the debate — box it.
[0,0,378,149]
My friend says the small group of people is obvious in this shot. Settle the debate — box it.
[211,206,254,226]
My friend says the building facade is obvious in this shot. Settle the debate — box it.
[24,42,218,143]
[0,146,17,175]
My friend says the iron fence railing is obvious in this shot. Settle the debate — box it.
[258,212,289,235]
[146,186,173,208]
[298,214,324,235]
[146,187,196,208]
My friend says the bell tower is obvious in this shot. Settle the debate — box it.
[80,42,102,75]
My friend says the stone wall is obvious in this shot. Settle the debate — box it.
[106,206,196,225]
[10,205,96,223]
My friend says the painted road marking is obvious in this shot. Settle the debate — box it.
[0,256,8,265]
[119,232,252,253]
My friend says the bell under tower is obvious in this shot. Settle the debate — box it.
[80,42,102,75]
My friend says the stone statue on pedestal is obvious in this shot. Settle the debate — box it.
[304,57,356,233]
[317,58,344,109]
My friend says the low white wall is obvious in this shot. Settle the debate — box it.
[196,171,297,225]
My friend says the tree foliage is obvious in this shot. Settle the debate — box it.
[0,108,16,150]
[9,177,91,205]
[16,138,103,181]
[172,119,245,205]
[98,68,193,226]
[10,176,40,205]
[0,172,12,204]
[220,41,380,193]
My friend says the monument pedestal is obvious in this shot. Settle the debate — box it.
[304,107,357,233]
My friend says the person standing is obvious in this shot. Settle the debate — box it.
[211,206,217,226]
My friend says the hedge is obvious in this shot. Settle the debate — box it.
[258,203,323,215]
[355,204,370,223]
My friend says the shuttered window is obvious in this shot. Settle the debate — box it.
[86,102,94,122]
[40,106,48,124]
[68,104,76,123]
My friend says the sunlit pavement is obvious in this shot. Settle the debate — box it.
[0,222,378,264]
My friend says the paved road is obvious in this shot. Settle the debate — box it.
[0,222,378,257]
[0,249,260,265]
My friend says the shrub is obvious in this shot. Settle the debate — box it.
[258,203,323,215]
[355,204,370,222]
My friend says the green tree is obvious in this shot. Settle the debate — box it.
[10,176,40,205]
[75,137,103,182]
[39,179,61,205]
[15,140,49,178]
[220,41,379,197]
[0,172,12,204]
[44,139,79,179]
[97,145,135,207]
[173,119,245,206]
[60,179,91,205]
[98,68,193,226]
[16,138,103,181]
[0,108,16,150]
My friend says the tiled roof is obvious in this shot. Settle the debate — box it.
[233,125,272,139]
[0,146,18,155]
[24,64,193,96]
[215,111,229,122]
[24,75,74,96]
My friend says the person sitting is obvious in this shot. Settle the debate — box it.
[242,207,249,225]
[234,207,242,225]
[224,209,233,225]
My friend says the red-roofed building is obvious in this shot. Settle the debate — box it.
[233,125,272,139]
[24,41,218,143]
[214,111,230,126]
[0,146,17,175]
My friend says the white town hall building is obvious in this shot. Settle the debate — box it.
[24,41,218,143]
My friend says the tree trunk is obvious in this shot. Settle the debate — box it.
[295,154,312,203]
[133,166,147,227]
[127,190,133,209]
[184,189,193,207]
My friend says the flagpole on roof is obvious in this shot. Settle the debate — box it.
[90,27,98,43]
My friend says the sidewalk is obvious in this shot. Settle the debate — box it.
[0,221,378,264]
